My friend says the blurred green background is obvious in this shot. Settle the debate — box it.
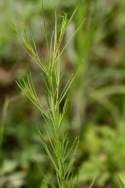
[0,0,125,187]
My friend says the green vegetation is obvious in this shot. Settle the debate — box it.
[0,0,125,187]
[17,14,79,188]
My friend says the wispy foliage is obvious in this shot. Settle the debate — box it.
[17,12,79,188]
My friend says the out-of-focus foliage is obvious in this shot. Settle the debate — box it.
[0,0,125,187]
